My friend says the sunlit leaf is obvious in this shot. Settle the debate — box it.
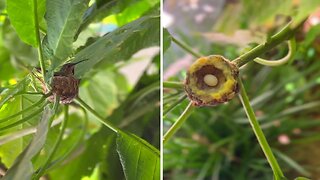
[2,20,38,65]
[107,1,159,26]
[0,96,23,167]
[74,14,160,78]
[6,0,45,47]
[0,78,28,109]
[45,0,89,68]
[2,105,53,180]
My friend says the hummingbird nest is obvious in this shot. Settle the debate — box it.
[41,61,85,104]
[184,55,239,107]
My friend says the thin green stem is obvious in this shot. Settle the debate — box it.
[75,97,118,133]
[33,0,46,81]
[233,21,298,67]
[238,78,285,180]
[38,105,88,172]
[126,81,160,104]
[35,106,69,179]
[0,103,49,131]
[164,95,187,116]
[254,38,296,66]
[0,97,46,124]
[172,36,203,58]
[19,92,45,96]
[163,81,184,89]
[163,102,195,144]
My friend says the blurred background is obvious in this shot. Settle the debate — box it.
[163,0,320,179]
[0,0,160,179]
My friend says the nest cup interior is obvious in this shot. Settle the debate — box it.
[194,65,226,90]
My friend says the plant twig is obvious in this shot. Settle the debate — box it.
[233,21,298,67]
[37,105,88,171]
[0,115,64,145]
[0,103,49,131]
[33,0,46,81]
[254,38,296,66]
[35,105,69,178]
[0,96,46,124]
[172,36,203,58]
[163,81,184,89]
[164,95,187,116]
[75,97,118,133]
[238,78,285,180]
[163,102,195,144]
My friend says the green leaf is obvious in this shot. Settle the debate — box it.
[45,0,89,67]
[294,177,311,180]
[0,96,23,167]
[74,14,160,78]
[0,0,5,11]
[0,28,15,81]
[163,28,172,52]
[79,70,125,119]
[48,127,119,180]
[274,150,311,177]
[0,78,28,109]
[116,131,160,180]
[108,0,160,26]
[33,111,85,170]
[2,105,53,180]
[6,0,45,47]
[2,19,38,65]
[78,0,158,35]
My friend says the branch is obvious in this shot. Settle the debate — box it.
[233,21,299,67]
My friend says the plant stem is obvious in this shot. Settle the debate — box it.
[172,36,202,58]
[75,97,118,133]
[164,95,187,116]
[163,81,184,89]
[33,0,46,81]
[38,105,89,171]
[0,103,49,131]
[20,92,45,96]
[238,78,285,180]
[254,38,296,66]
[0,96,46,123]
[163,102,195,144]
[35,105,69,179]
[233,21,297,67]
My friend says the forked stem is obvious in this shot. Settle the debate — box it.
[163,102,195,144]
[238,78,285,180]
[172,36,202,58]
[233,21,298,67]
[254,38,296,66]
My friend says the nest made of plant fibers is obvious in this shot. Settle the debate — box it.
[185,55,239,107]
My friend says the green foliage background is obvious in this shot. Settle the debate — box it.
[0,0,160,179]
[164,0,320,179]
